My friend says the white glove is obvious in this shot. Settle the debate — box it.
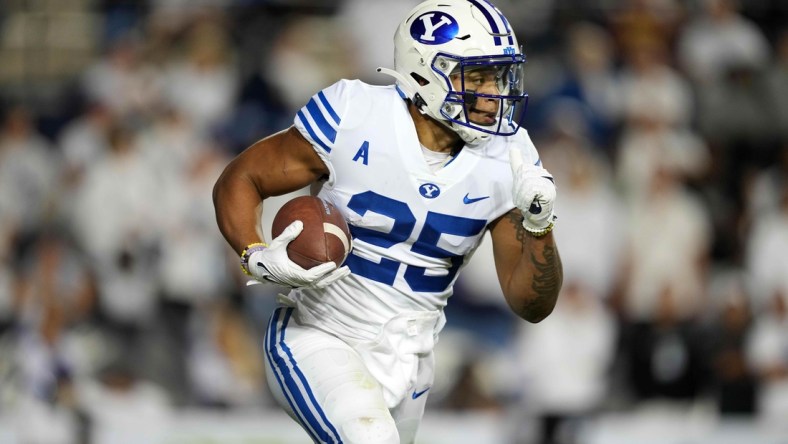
[509,147,557,234]
[246,220,351,288]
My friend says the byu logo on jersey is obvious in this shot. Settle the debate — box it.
[419,183,441,199]
[410,12,458,44]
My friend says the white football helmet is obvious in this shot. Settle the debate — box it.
[378,0,528,145]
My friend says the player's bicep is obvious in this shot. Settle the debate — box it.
[232,126,329,198]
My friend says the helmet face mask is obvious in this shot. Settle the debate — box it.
[385,0,529,144]
[436,52,527,138]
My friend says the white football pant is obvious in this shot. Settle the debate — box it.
[264,307,434,444]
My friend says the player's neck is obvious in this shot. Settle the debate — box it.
[408,102,463,154]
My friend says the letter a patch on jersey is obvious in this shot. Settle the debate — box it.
[353,141,369,165]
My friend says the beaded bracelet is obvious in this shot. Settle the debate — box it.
[525,222,555,238]
[523,214,557,238]
[240,242,268,276]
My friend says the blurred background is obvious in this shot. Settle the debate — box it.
[1,0,788,443]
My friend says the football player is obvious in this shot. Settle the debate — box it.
[213,0,563,442]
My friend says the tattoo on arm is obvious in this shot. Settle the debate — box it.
[520,245,562,321]
[531,245,562,300]
[504,210,528,249]
[503,210,563,320]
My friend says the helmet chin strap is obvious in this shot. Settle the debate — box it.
[452,123,487,145]
[377,67,432,115]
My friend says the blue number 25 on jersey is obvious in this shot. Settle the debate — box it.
[344,191,487,293]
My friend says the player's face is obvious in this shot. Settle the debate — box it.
[450,66,504,126]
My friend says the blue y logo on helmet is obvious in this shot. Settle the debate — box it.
[411,12,458,45]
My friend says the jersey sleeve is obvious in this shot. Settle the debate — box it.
[293,79,363,183]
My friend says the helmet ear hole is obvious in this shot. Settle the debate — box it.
[410,73,430,86]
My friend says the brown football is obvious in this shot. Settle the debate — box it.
[271,196,352,269]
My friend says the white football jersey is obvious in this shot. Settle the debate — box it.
[291,79,540,341]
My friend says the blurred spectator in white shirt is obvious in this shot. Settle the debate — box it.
[156,145,231,308]
[516,282,617,444]
[186,300,264,408]
[619,36,693,129]
[0,107,59,239]
[15,373,82,444]
[696,60,776,151]
[77,360,172,444]
[617,162,712,322]
[15,230,96,335]
[58,102,113,191]
[745,145,788,223]
[746,181,788,306]
[137,107,209,183]
[265,15,358,114]
[616,125,710,202]
[538,102,625,301]
[163,18,238,131]
[677,0,770,85]
[70,124,163,263]
[81,35,164,120]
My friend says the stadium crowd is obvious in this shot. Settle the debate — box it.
[0,0,787,442]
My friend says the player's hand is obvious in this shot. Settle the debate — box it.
[509,147,557,234]
[246,220,351,288]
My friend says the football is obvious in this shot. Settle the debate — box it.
[271,196,352,269]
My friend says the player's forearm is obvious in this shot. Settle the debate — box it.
[505,231,563,323]
[213,166,266,255]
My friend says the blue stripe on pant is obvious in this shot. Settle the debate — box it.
[266,307,343,443]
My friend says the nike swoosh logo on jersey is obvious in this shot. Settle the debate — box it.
[463,193,489,204]
[412,387,430,399]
